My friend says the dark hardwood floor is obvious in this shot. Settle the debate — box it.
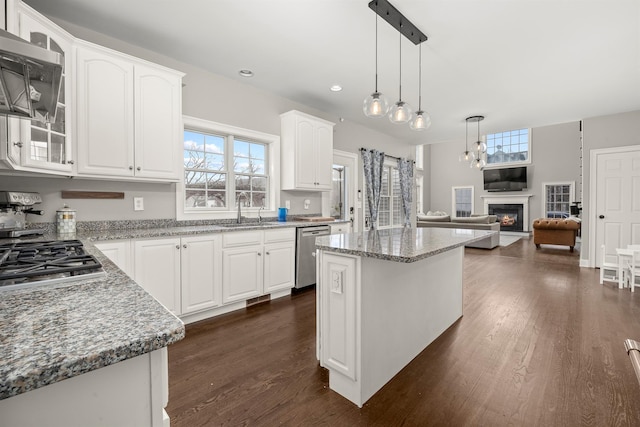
[166,237,640,426]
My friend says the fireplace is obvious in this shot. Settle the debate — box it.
[482,194,532,232]
[489,204,524,232]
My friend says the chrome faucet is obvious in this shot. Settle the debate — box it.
[236,192,247,224]
[258,205,264,223]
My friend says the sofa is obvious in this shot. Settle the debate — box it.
[532,218,581,252]
[417,212,500,249]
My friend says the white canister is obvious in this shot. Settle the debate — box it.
[56,204,77,234]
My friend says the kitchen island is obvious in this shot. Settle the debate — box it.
[315,227,495,407]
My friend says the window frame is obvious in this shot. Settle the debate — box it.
[484,128,532,169]
[177,116,280,220]
[541,181,575,219]
[362,159,403,230]
[452,186,474,218]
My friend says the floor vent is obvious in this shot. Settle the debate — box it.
[246,295,270,307]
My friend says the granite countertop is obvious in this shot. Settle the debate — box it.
[0,218,348,400]
[315,227,497,263]
[80,219,348,242]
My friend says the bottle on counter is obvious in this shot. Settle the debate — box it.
[56,204,76,237]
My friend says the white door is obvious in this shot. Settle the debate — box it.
[133,238,181,314]
[264,242,295,293]
[221,246,262,303]
[593,146,640,267]
[323,150,358,231]
[181,235,222,314]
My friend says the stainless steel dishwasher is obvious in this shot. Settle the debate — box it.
[295,225,331,289]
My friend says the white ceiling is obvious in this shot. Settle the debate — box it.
[24,0,640,145]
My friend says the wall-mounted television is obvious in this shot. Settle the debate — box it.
[483,166,527,192]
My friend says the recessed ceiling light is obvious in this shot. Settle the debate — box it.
[239,69,254,78]
[330,84,342,92]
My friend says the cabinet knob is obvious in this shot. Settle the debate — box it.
[176,245,180,249]
[129,166,134,170]
[137,166,141,171]
[67,160,75,165]
[257,252,262,256]
[183,244,187,248]
[266,251,270,255]
[13,142,23,148]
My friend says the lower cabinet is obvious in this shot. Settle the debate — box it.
[133,237,182,315]
[95,229,293,321]
[221,228,295,304]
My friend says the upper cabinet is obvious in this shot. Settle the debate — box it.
[280,110,334,191]
[4,1,75,175]
[75,41,184,181]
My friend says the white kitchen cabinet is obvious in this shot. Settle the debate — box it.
[3,1,75,175]
[331,223,351,234]
[280,110,334,191]
[222,228,295,304]
[180,235,222,315]
[75,40,183,181]
[94,240,133,278]
[134,237,182,314]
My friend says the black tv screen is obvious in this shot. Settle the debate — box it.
[483,166,527,192]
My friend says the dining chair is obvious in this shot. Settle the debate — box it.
[600,244,619,285]
[627,249,640,292]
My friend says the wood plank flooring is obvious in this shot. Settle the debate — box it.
[166,237,640,426]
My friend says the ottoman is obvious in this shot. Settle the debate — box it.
[532,218,581,252]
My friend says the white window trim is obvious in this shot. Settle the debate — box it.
[452,186,474,218]
[177,115,280,221]
[541,181,575,219]
[483,128,532,169]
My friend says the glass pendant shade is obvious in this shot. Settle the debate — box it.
[363,92,390,117]
[459,150,475,162]
[474,157,486,169]
[410,110,431,131]
[389,101,412,124]
[475,140,487,153]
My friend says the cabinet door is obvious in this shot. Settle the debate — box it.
[76,43,135,177]
[134,64,182,180]
[294,118,317,189]
[9,5,74,174]
[134,238,181,314]
[181,235,222,314]
[222,245,262,304]
[94,240,133,278]
[264,242,295,293]
[314,123,334,190]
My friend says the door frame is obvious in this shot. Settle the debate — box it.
[588,144,640,267]
[322,149,358,231]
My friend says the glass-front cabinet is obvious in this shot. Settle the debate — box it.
[6,1,74,175]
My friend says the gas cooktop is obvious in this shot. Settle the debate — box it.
[0,240,105,291]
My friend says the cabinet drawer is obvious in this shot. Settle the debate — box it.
[264,228,295,243]
[223,231,263,247]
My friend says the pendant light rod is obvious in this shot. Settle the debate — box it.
[417,43,422,110]
[368,0,427,45]
[398,31,402,101]
[374,4,379,92]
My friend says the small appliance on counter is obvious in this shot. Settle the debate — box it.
[0,191,46,238]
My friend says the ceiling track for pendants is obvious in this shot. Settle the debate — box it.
[368,0,427,45]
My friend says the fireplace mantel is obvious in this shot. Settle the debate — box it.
[481,194,533,232]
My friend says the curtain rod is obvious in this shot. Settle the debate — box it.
[359,147,415,164]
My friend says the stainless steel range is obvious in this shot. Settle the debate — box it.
[0,240,105,291]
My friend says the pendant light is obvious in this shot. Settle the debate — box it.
[363,2,390,118]
[389,30,413,124]
[410,41,431,131]
[459,117,476,163]
[471,115,486,169]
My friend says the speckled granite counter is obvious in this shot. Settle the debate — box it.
[0,237,185,400]
[315,227,496,262]
[0,218,348,401]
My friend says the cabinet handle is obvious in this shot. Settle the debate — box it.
[183,244,187,248]
[13,142,23,148]
[129,166,134,170]
[175,245,180,249]
[137,166,141,171]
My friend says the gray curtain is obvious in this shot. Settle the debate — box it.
[361,149,385,229]
[397,158,414,227]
